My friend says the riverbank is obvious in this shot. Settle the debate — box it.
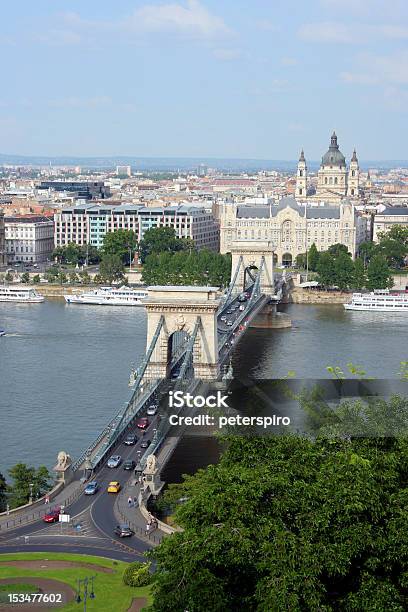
[287,288,349,304]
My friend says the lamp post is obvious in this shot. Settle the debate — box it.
[76,576,96,611]
[29,483,34,505]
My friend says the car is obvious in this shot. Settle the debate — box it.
[124,433,137,445]
[107,455,122,468]
[226,309,232,314]
[114,524,134,538]
[136,417,149,430]
[239,304,246,311]
[84,481,99,495]
[220,316,227,322]
[107,481,121,494]
[43,507,61,523]
[123,459,136,471]
[147,405,157,416]
[227,321,233,326]
[140,439,151,449]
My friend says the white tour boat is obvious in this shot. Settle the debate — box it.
[64,286,148,306]
[0,285,45,303]
[344,289,408,312]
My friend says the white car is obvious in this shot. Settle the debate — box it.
[107,455,122,468]
[147,405,158,416]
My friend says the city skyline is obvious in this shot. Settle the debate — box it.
[1,0,408,158]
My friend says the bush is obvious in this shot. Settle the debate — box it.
[32,274,41,283]
[122,561,151,587]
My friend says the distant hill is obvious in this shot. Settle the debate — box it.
[0,153,406,173]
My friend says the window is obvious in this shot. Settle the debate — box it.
[299,188,302,195]
[334,177,338,185]
[299,170,303,177]
[325,177,328,185]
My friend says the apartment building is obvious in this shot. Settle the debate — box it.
[55,203,219,251]
[372,207,408,242]
[138,205,219,251]
[5,215,54,263]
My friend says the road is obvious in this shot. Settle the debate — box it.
[0,413,159,561]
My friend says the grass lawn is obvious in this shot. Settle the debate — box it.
[0,552,152,611]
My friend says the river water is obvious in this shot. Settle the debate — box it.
[0,300,407,476]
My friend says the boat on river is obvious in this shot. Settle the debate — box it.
[64,286,148,306]
[0,285,45,303]
[344,289,408,312]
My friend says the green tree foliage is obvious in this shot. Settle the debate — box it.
[366,254,394,290]
[378,238,406,268]
[8,464,51,509]
[378,224,408,248]
[308,242,319,271]
[358,241,377,267]
[141,250,231,288]
[328,243,351,257]
[102,230,138,264]
[295,253,306,268]
[69,272,78,283]
[316,251,336,287]
[149,402,408,611]
[123,562,152,587]
[32,274,41,284]
[20,272,30,283]
[5,271,13,282]
[52,243,100,266]
[138,227,194,264]
[0,472,7,512]
[352,257,366,289]
[78,270,91,284]
[333,251,354,290]
[99,254,125,283]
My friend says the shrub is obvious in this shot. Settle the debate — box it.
[122,561,151,587]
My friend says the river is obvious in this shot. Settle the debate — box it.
[0,300,407,476]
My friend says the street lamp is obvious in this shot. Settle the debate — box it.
[76,576,96,611]
[29,483,34,504]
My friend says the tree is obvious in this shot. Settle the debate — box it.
[352,257,366,289]
[58,272,67,285]
[366,254,394,290]
[308,243,319,271]
[333,251,354,290]
[138,227,194,264]
[99,254,125,283]
[20,272,30,283]
[358,241,377,268]
[377,238,406,268]
[78,270,91,284]
[316,252,336,287]
[102,230,138,265]
[328,243,351,258]
[5,271,13,282]
[149,410,408,611]
[8,464,51,509]
[32,274,41,284]
[295,253,306,269]
[69,272,78,284]
[378,224,408,248]
[0,471,7,512]
[141,250,231,288]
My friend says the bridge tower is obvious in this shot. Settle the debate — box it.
[143,286,220,381]
[230,240,276,295]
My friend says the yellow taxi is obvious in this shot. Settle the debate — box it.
[107,481,121,494]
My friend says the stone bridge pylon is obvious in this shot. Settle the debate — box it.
[230,240,276,295]
[143,286,221,380]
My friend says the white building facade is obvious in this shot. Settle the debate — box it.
[372,207,408,242]
[220,197,367,265]
[5,215,54,263]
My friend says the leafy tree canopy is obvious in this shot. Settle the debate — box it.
[101,230,138,265]
[141,250,231,288]
[138,227,194,264]
[8,463,51,509]
[99,253,125,283]
[149,395,408,611]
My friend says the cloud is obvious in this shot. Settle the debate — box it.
[255,20,279,32]
[59,1,231,43]
[341,51,408,85]
[299,21,408,44]
[212,48,241,61]
[48,96,113,109]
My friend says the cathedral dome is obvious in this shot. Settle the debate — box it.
[321,131,346,167]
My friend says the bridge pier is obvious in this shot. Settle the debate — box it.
[249,302,292,329]
[143,286,221,381]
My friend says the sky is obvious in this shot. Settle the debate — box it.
[1,0,408,160]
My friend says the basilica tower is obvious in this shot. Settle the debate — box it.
[295,149,307,200]
[347,148,359,197]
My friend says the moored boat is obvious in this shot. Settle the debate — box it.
[64,285,148,306]
[0,285,45,303]
[344,289,408,312]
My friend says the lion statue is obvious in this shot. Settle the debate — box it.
[54,451,72,471]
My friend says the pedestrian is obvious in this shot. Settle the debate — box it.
[145,523,150,536]
[133,496,137,506]
[44,495,50,505]
[127,496,133,507]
